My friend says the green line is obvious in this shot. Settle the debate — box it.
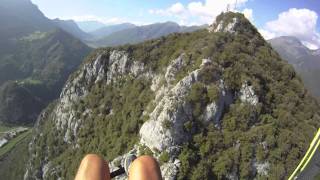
[288,128,320,180]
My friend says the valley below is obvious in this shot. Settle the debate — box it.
[0,0,320,180]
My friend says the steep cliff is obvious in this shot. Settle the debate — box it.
[25,12,320,180]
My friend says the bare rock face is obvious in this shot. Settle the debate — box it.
[204,102,218,122]
[26,46,259,180]
[24,12,316,180]
[161,159,181,180]
[208,16,239,33]
[53,50,149,143]
[140,58,214,153]
[239,83,259,105]
[139,58,236,180]
[24,50,152,179]
[165,54,188,84]
[140,69,200,152]
[253,161,270,176]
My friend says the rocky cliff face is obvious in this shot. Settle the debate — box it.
[25,12,320,180]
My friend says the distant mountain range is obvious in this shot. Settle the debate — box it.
[53,18,92,40]
[0,0,207,48]
[89,23,137,39]
[0,0,91,125]
[0,0,207,126]
[88,22,207,47]
[269,36,320,99]
[76,21,107,32]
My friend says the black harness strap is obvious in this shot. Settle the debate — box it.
[110,166,126,178]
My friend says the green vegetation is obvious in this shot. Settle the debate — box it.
[26,12,320,180]
[269,36,320,101]
[0,29,91,125]
[0,81,45,125]
[0,133,32,180]
[315,172,320,180]
[138,144,154,156]
[0,124,14,133]
[31,76,154,179]
[20,31,49,41]
[0,129,31,158]
[175,12,320,180]
[92,22,204,47]
[159,151,170,164]
[162,119,173,129]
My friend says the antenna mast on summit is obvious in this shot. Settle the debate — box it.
[226,4,230,12]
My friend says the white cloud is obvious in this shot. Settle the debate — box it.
[260,8,320,49]
[168,3,186,15]
[149,0,249,25]
[242,8,253,22]
[258,29,276,40]
[149,3,186,16]
[148,9,166,16]
[302,41,319,50]
[188,0,247,22]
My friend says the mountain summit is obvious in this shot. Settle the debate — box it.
[24,12,320,180]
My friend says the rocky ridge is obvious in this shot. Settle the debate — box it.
[24,12,320,180]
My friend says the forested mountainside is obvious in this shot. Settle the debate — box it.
[53,19,92,41]
[0,0,91,178]
[0,29,91,125]
[25,12,320,180]
[0,0,92,125]
[90,22,206,47]
[269,36,320,100]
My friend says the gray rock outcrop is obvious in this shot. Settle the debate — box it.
[25,49,258,180]
[239,83,259,105]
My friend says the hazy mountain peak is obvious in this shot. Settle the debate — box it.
[89,23,137,39]
[271,36,305,47]
[91,21,206,47]
[160,21,179,25]
[0,0,48,23]
[76,21,107,32]
[269,35,320,99]
[1,0,34,7]
[268,36,311,60]
[52,18,91,40]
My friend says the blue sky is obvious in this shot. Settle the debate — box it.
[31,0,320,49]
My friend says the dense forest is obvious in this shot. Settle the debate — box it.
[25,12,320,180]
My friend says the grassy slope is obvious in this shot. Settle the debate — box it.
[0,129,31,158]
[0,133,32,180]
[0,125,14,133]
